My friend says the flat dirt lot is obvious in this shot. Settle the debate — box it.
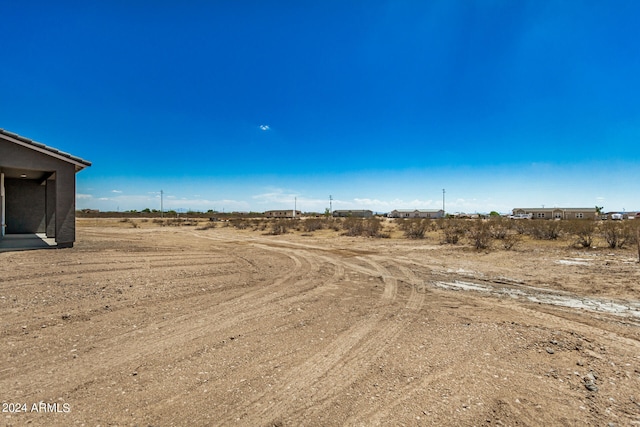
[2,219,640,426]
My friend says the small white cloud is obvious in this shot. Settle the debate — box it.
[112,190,123,194]
[259,125,270,131]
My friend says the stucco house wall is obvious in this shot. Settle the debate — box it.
[4,178,47,233]
[0,129,90,248]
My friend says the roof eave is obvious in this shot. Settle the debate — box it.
[0,128,92,171]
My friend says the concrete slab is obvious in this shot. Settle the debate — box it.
[0,233,57,252]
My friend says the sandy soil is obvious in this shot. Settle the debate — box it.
[1,221,640,426]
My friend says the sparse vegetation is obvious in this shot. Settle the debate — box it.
[441,219,465,244]
[489,217,511,240]
[196,222,217,230]
[567,220,596,248]
[398,218,430,239]
[602,220,637,249]
[303,218,325,233]
[500,232,521,250]
[119,218,139,228]
[467,219,492,250]
[342,217,385,237]
[269,219,293,235]
[83,213,640,255]
[529,220,562,240]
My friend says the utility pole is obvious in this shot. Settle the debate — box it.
[442,189,445,215]
[294,197,297,218]
[329,195,333,215]
[160,190,164,218]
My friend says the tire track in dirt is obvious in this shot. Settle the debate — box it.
[295,258,431,423]
[286,257,436,424]
[216,249,429,425]
[396,263,427,311]
[132,233,362,422]
[359,256,398,301]
[1,242,327,399]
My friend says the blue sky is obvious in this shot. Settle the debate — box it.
[2,1,639,213]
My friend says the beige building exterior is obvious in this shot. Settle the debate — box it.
[511,207,597,220]
[389,209,444,219]
[264,210,302,218]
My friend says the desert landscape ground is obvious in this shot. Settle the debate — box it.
[1,218,640,426]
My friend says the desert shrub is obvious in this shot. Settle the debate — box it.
[196,222,217,230]
[602,220,634,249]
[342,217,363,236]
[328,218,341,231]
[500,233,521,250]
[363,217,385,237]
[269,219,291,235]
[567,220,596,248]
[441,219,465,244]
[119,218,138,228]
[119,218,139,228]
[303,218,324,232]
[489,217,511,239]
[529,220,562,240]
[512,219,532,235]
[252,220,267,232]
[342,217,384,237]
[467,219,492,250]
[230,219,249,230]
[399,219,429,239]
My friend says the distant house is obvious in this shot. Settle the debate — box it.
[388,209,444,219]
[1,128,91,248]
[332,210,373,218]
[511,207,597,220]
[264,210,302,218]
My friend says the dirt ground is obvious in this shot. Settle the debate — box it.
[1,219,640,426]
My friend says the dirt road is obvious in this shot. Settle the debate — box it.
[2,224,639,426]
